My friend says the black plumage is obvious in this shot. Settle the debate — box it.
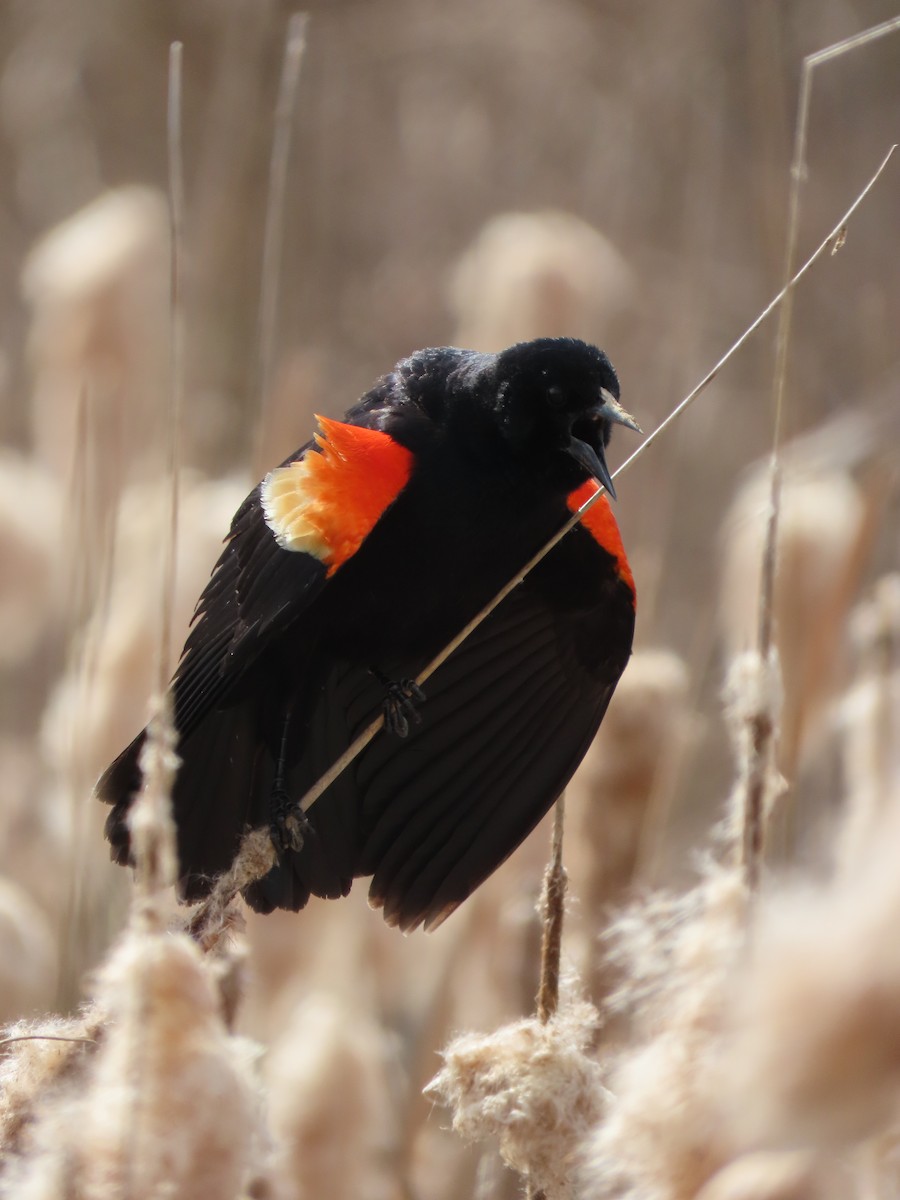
[97,337,638,931]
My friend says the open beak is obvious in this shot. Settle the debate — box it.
[567,388,641,501]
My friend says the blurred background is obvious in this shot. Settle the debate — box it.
[0,1,897,1196]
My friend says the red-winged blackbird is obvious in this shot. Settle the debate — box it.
[97,337,639,931]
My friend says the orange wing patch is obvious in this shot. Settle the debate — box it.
[261,416,413,575]
[567,481,636,604]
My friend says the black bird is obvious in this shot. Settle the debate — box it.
[97,337,639,931]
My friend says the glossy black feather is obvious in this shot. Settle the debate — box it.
[97,337,636,930]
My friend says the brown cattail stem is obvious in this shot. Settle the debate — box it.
[741,710,775,894]
[529,797,568,1197]
[536,795,567,1023]
[740,460,781,893]
[528,801,571,1195]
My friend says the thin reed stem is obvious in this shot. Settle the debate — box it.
[252,12,309,477]
[121,49,186,1198]
[290,144,896,823]
[0,1035,96,1048]
[159,41,185,691]
[740,22,899,892]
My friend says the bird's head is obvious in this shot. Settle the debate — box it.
[482,337,640,498]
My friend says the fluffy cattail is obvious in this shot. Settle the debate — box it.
[2,671,268,1196]
[713,793,900,1153]
[566,650,690,942]
[22,187,168,509]
[2,931,266,1199]
[836,574,900,874]
[584,867,749,1199]
[266,993,395,1200]
[450,211,635,352]
[0,1008,101,1166]
[426,994,605,1200]
[81,931,265,1197]
[692,1151,848,1200]
[719,469,867,776]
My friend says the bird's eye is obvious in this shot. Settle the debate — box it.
[547,384,565,408]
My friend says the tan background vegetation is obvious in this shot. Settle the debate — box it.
[0,2,898,1197]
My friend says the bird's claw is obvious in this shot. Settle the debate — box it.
[382,678,426,738]
[269,788,309,854]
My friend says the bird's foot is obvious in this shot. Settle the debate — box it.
[376,675,426,738]
[269,787,310,854]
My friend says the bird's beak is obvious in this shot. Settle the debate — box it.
[598,387,642,435]
[567,435,618,499]
[567,388,641,501]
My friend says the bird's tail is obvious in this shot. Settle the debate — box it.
[96,699,269,902]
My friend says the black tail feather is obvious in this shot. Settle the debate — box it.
[96,700,271,902]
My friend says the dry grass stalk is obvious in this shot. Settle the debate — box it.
[130,695,179,917]
[739,452,783,893]
[722,648,785,887]
[158,39,185,690]
[527,798,570,1200]
[536,797,568,1025]
[252,12,309,478]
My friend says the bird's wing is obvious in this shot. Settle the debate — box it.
[170,481,324,740]
[95,415,415,814]
[175,415,415,738]
[247,530,635,932]
[359,574,632,931]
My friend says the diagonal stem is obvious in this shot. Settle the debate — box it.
[292,144,896,821]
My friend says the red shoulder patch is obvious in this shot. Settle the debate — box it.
[261,416,413,575]
[567,481,636,604]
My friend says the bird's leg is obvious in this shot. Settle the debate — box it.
[371,669,427,738]
[269,704,310,854]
